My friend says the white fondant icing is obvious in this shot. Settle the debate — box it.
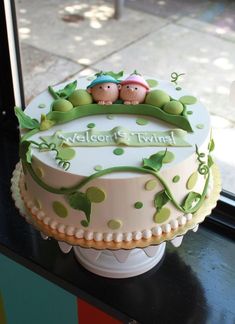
[66,226,75,236]
[27,201,34,208]
[142,229,152,239]
[152,226,162,236]
[103,233,113,242]
[185,213,193,221]
[94,232,103,242]
[133,231,143,241]
[123,232,133,242]
[162,224,171,233]
[178,216,187,226]
[31,206,39,215]
[43,216,50,225]
[36,211,45,220]
[57,224,66,234]
[49,220,58,230]
[84,231,94,241]
[75,229,84,239]
[113,233,123,243]
[170,219,179,230]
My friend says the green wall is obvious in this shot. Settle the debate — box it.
[0,253,78,324]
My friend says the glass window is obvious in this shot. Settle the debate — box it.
[14,0,235,197]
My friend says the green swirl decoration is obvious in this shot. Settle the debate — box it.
[170,72,185,85]
[30,140,71,171]
[195,145,209,175]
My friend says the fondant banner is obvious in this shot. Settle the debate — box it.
[42,127,191,147]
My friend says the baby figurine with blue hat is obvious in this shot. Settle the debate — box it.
[87,72,120,105]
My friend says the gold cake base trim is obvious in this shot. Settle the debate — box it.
[12,163,221,250]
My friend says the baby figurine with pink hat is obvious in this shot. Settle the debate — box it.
[119,70,150,105]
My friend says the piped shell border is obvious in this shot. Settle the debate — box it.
[11,162,221,250]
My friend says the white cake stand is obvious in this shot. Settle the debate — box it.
[73,244,166,278]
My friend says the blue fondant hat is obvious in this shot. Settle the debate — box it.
[87,74,119,88]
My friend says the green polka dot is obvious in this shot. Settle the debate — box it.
[136,118,149,126]
[187,110,193,115]
[35,167,44,178]
[38,103,46,108]
[87,123,95,129]
[34,199,42,209]
[94,165,103,171]
[153,208,171,223]
[86,187,106,203]
[186,172,198,190]
[158,151,175,163]
[52,201,68,218]
[107,115,114,120]
[107,219,122,230]
[179,95,197,105]
[172,175,180,183]
[146,79,158,88]
[145,179,157,191]
[113,148,124,156]
[134,201,143,209]
[58,147,76,160]
[196,124,204,129]
[175,87,182,91]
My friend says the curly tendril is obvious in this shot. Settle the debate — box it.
[170,72,185,85]
[31,141,71,171]
[195,145,209,175]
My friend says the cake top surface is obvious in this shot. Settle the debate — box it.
[19,73,210,179]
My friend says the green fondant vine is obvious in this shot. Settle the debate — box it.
[21,143,212,227]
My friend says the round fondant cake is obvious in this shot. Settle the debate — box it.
[13,71,220,249]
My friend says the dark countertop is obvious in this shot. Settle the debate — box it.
[1,129,235,324]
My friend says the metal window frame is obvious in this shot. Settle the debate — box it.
[1,0,235,234]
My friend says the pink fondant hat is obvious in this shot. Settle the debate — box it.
[121,74,149,90]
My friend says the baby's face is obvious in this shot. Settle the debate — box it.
[91,82,119,97]
[120,84,147,101]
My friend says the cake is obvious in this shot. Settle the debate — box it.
[12,71,220,249]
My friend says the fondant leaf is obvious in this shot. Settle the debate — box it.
[182,192,201,211]
[208,155,214,168]
[67,191,91,224]
[146,79,158,88]
[208,138,215,152]
[56,80,77,98]
[15,107,40,130]
[154,190,171,212]
[19,141,32,164]
[105,70,124,80]
[143,150,167,171]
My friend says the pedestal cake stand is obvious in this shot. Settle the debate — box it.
[11,163,221,278]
